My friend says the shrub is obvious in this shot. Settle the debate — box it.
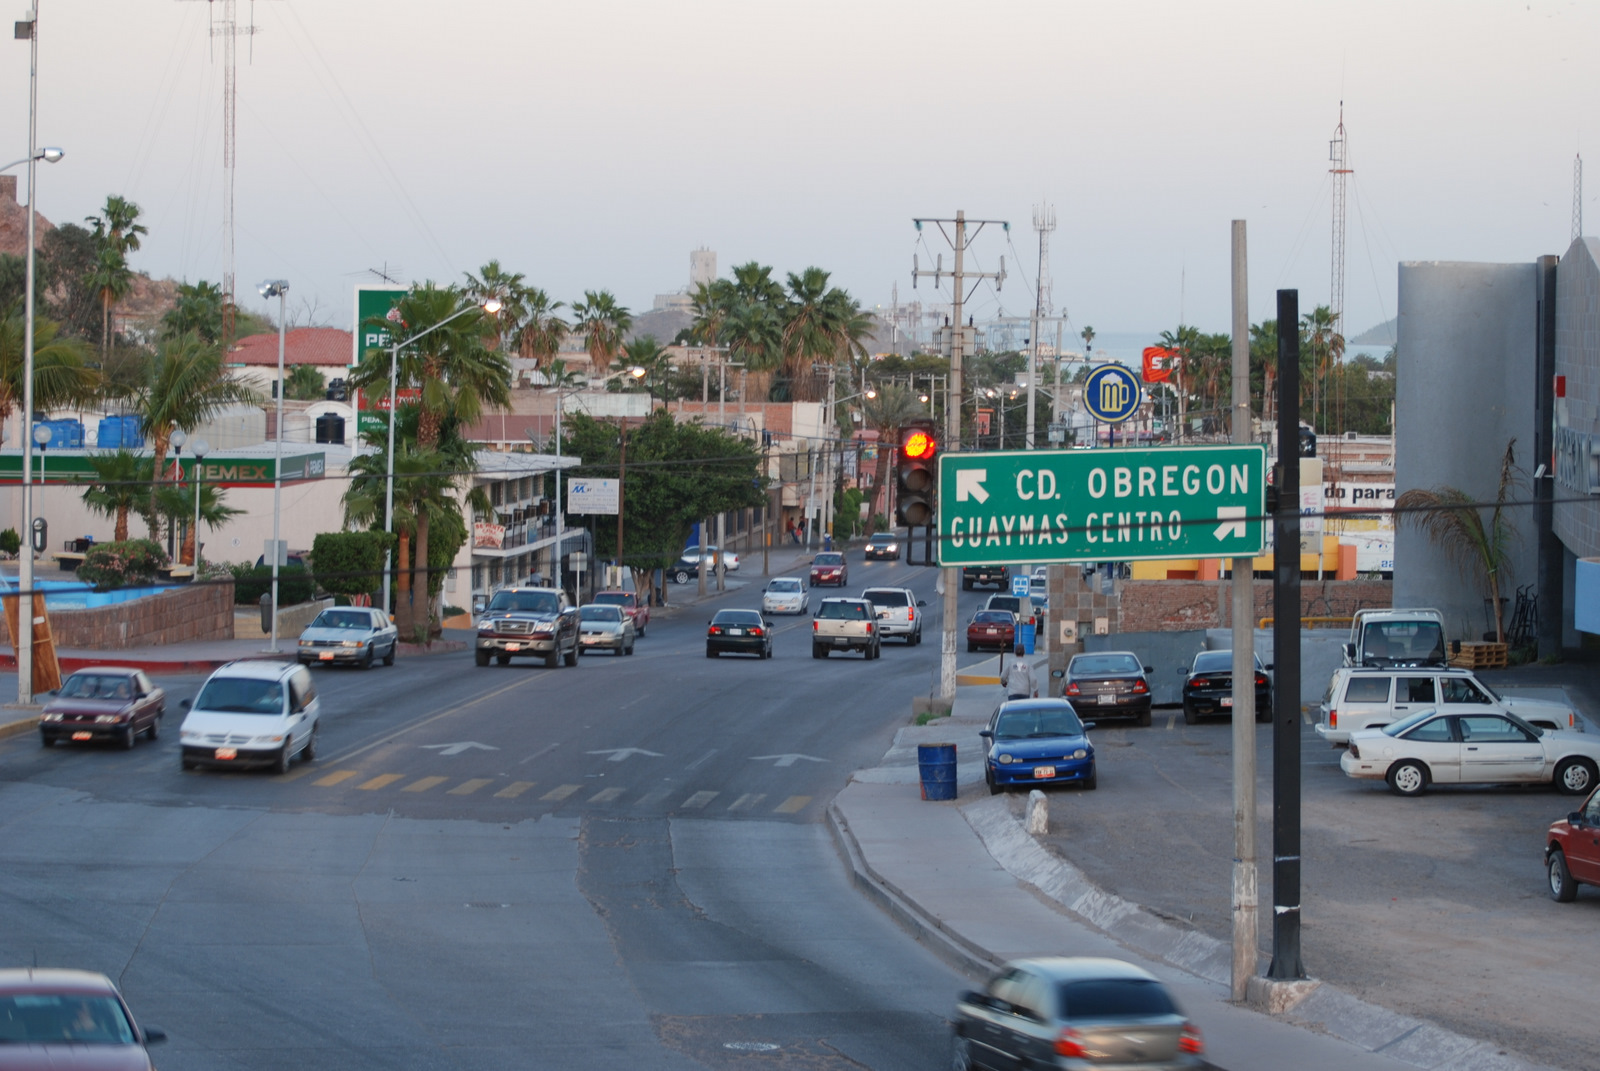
[76,539,168,591]
[229,563,316,606]
[0,528,18,556]
[310,530,395,598]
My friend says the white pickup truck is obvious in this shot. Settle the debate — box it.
[811,597,882,660]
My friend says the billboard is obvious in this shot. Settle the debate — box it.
[568,479,619,515]
[353,286,408,436]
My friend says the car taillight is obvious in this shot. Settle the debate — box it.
[750,627,763,636]
[1179,1022,1204,1054]
[1255,673,1269,687]
[1054,1028,1087,1058]
[709,626,722,635]
[907,607,914,622]
[1132,679,1149,694]
[1065,682,1080,696]
[866,623,874,633]
[1189,676,1209,688]
[1330,709,1338,728]
[812,621,819,632]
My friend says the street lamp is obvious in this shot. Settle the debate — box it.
[32,423,49,486]
[167,429,186,562]
[377,297,502,620]
[191,439,209,569]
[257,280,288,652]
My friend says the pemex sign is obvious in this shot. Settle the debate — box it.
[936,444,1267,566]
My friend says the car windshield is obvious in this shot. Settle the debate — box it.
[994,709,1084,739]
[869,534,895,544]
[1072,654,1142,675]
[57,673,134,700]
[767,579,802,593]
[194,676,284,715]
[973,611,1014,625]
[819,602,868,620]
[1192,651,1261,673]
[310,610,371,631]
[0,994,136,1044]
[1056,978,1177,1020]
[988,598,1023,612]
[592,592,633,608]
[863,589,909,607]
[1361,621,1446,666]
[487,591,559,614]
[813,553,843,566]
[1382,708,1440,737]
[580,606,623,622]
[712,611,762,625]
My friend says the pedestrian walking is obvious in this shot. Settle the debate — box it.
[1001,645,1037,700]
[786,517,798,544]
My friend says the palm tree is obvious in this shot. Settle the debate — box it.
[0,301,98,443]
[1081,325,1095,356]
[154,482,241,566]
[86,196,147,361]
[161,281,225,344]
[617,336,668,407]
[569,290,632,376]
[84,246,132,362]
[463,260,527,352]
[79,450,153,542]
[1396,440,1520,643]
[861,386,927,517]
[515,287,569,368]
[780,268,870,401]
[1301,305,1344,432]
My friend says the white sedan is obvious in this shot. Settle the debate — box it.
[1341,708,1600,797]
[761,577,809,615]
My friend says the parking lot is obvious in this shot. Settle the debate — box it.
[1032,657,1600,1071]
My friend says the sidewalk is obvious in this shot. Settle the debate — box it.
[829,655,1561,1071]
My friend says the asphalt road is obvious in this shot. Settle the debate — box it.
[0,557,998,1071]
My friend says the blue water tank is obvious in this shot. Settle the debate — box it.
[34,419,84,449]
[96,415,143,449]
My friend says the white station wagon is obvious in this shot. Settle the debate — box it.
[1341,708,1600,797]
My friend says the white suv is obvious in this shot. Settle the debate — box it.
[1316,666,1582,745]
[179,661,321,773]
[860,586,926,645]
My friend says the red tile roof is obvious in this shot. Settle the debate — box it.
[228,327,353,367]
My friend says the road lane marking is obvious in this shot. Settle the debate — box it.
[518,743,559,765]
[589,787,624,802]
[313,770,360,787]
[276,766,316,782]
[402,776,448,793]
[774,795,811,814]
[448,779,493,795]
[358,774,405,791]
[686,749,718,771]
[681,790,718,809]
[1302,706,1314,725]
[728,793,766,812]
[495,781,536,798]
[636,787,673,808]
[1166,714,1177,731]
[542,784,581,801]
[323,675,541,766]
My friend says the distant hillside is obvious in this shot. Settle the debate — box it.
[1349,317,1396,346]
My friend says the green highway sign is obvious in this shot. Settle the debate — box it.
[936,444,1268,566]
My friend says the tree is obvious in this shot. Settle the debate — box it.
[515,288,568,367]
[310,531,396,600]
[38,223,102,343]
[463,260,527,352]
[0,300,98,441]
[86,196,147,362]
[79,449,153,542]
[153,481,241,566]
[569,290,632,375]
[860,385,928,514]
[283,363,326,401]
[1301,304,1344,432]
[1396,440,1521,643]
[779,267,870,402]
[618,335,669,407]
[162,281,224,344]
[84,245,132,363]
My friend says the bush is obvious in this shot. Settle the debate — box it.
[310,530,395,598]
[0,528,18,556]
[76,539,169,591]
[229,562,316,606]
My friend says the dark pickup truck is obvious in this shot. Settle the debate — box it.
[474,587,580,668]
[962,565,1010,591]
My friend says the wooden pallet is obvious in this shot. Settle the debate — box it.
[1450,642,1508,670]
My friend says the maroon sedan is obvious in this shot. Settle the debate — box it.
[966,609,1017,652]
[809,552,848,587]
[0,967,167,1069]
[38,668,165,751]
[1547,784,1600,901]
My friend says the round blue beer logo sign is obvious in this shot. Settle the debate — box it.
[1083,363,1142,424]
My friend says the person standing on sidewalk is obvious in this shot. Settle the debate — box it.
[1001,646,1037,700]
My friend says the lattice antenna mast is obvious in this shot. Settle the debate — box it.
[1026,203,1056,450]
[1327,104,1352,436]
[1574,154,1584,243]
[206,0,257,351]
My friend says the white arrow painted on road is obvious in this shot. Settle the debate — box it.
[1213,506,1248,541]
[956,469,989,503]
[750,754,828,768]
[420,742,500,757]
[587,748,664,763]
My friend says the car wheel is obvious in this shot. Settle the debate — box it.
[1549,849,1579,902]
[39,732,53,748]
[120,724,137,750]
[543,650,557,668]
[951,1032,976,1071]
[274,739,294,775]
[1083,768,1098,790]
[1256,707,1272,724]
[383,643,396,667]
[963,579,972,591]
[625,642,634,656]
[361,645,374,670]
[967,641,977,653]
[564,644,578,667]
[1182,703,1197,726]
[146,714,160,741]
[1386,759,1429,797]
[181,758,196,771]
[637,623,646,638]
[501,654,515,667]
[1556,757,1598,795]
[707,646,719,658]
[813,644,827,659]
[674,569,691,584]
[986,769,1001,796]
[1136,708,1152,728]
[475,650,491,667]
[302,723,318,762]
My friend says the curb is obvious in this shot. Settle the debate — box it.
[0,715,38,741]
[0,653,283,676]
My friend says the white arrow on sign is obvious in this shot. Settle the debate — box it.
[587,747,664,763]
[956,469,989,503]
[420,742,500,757]
[750,754,828,768]
[1213,506,1248,541]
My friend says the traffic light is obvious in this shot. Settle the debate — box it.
[896,420,938,527]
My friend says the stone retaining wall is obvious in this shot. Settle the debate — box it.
[1117,578,1393,633]
[2,581,236,649]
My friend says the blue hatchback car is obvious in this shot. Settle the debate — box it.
[981,698,1097,794]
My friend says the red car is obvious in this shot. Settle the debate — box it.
[1547,785,1600,901]
[593,590,648,638]
[0,967,167,1068]
[966,609,1017,652]
[38,668,165,750]
[809,552,848,587]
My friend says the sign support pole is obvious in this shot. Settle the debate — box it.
[1229,221,1259,1000]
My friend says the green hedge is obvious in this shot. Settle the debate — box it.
[229,563,315,606]
[311,530,395,598]
[76,539,168,591]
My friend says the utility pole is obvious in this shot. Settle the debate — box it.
[1229,221,1258,1001]
[1027,204,1055,450]
[823,364,836,544]
[914,210,1008,701]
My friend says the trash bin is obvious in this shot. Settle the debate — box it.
[917,742,958,801]
[259,592,275,633]
[1019,622,1036,655]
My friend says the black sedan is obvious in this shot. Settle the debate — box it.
[706,609,773,659]
[1062,651,1153,727]
[1181,649,1272,725]
[863,532,900,560]
[38,667,165,750]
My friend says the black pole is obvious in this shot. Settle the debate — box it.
[1535,255,1563,658]
[1269,289,1305,980]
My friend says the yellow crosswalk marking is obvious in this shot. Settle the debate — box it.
[312,770,360,787]
[542,784,581,801]
[357,774,405,791]
[589,787,624,802]
[448,779,493,796]
[402,776,448,793]
[774,795,811,814]
[681,790,718,809]
[277,766,316,782]
[728,793,766,811]
[495,781,536,798]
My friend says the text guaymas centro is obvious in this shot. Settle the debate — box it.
[949,462,1253,548]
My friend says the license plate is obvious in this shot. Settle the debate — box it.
[1221,696,1234,707]
[215,747,237,760]
[504,643,521,652]
[729,628,744,636]
[834,637,849,645]
[1098,694,1115,705]
[72,731,92,740]
[986,629,998,635]
[1034,766,1056,778]
[319,652,335,661]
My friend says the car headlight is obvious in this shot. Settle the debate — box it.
[998,754,1014,765]
[254,734,285,744]
[41,712,62,722]
[95,714,121,723]
[1073,749,1087,759]
[341,640,362,648]
[299,639,313,647]
[477,619,493,630]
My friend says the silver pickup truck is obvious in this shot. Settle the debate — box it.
[811,597,882,660]
[860,586,926,645]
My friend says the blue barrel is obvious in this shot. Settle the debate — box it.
[1019,623,1036,655]
[917,742,958,801]
[97,416,123,449]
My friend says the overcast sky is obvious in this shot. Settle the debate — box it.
[6,0,1594,345]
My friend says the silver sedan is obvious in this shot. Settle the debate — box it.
[1341,708,1600,797]
[761,577,809,616]
[577,604,636,656]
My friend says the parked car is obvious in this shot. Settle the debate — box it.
[592,589,648,637]
[679,545,740,572]
[981,698,1097,794]
[1181,650,1272,725]
[761,576,809,616]
[1062,651,1154,727]
[860,586,925,644]
[984,594,1031,621]
[706,608,773,659]
[962,564,1009,591]
[1342,607,1447,668]
[809,551,848,587]
[1546,784,1600,901]
[178,660,320,773]
[0,967,167,1068]
[863,532,900,560]
[39,668,165,750]
[474,587,580,667]
[578,603,636,656]
[811,597,880,659]
[1341,708,1600,796]
[668,555,703,584]
[951,958,1204,1071]
[1316,666,1583,745]
[967,609,1017,652]
[297,606,398,669]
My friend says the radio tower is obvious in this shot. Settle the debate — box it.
[1327,104,1352,437]
[1574,154,1584,243]
[1026,203,1056,449]
[203,0,256,350]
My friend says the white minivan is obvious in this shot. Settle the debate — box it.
[179,661,320,773]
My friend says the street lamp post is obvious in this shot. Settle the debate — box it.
[191,439,209,569]
[258,281,288,653]
[32,424,49,486]
[167,429,186,563]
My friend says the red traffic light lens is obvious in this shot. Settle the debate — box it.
[902,430,936,460]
